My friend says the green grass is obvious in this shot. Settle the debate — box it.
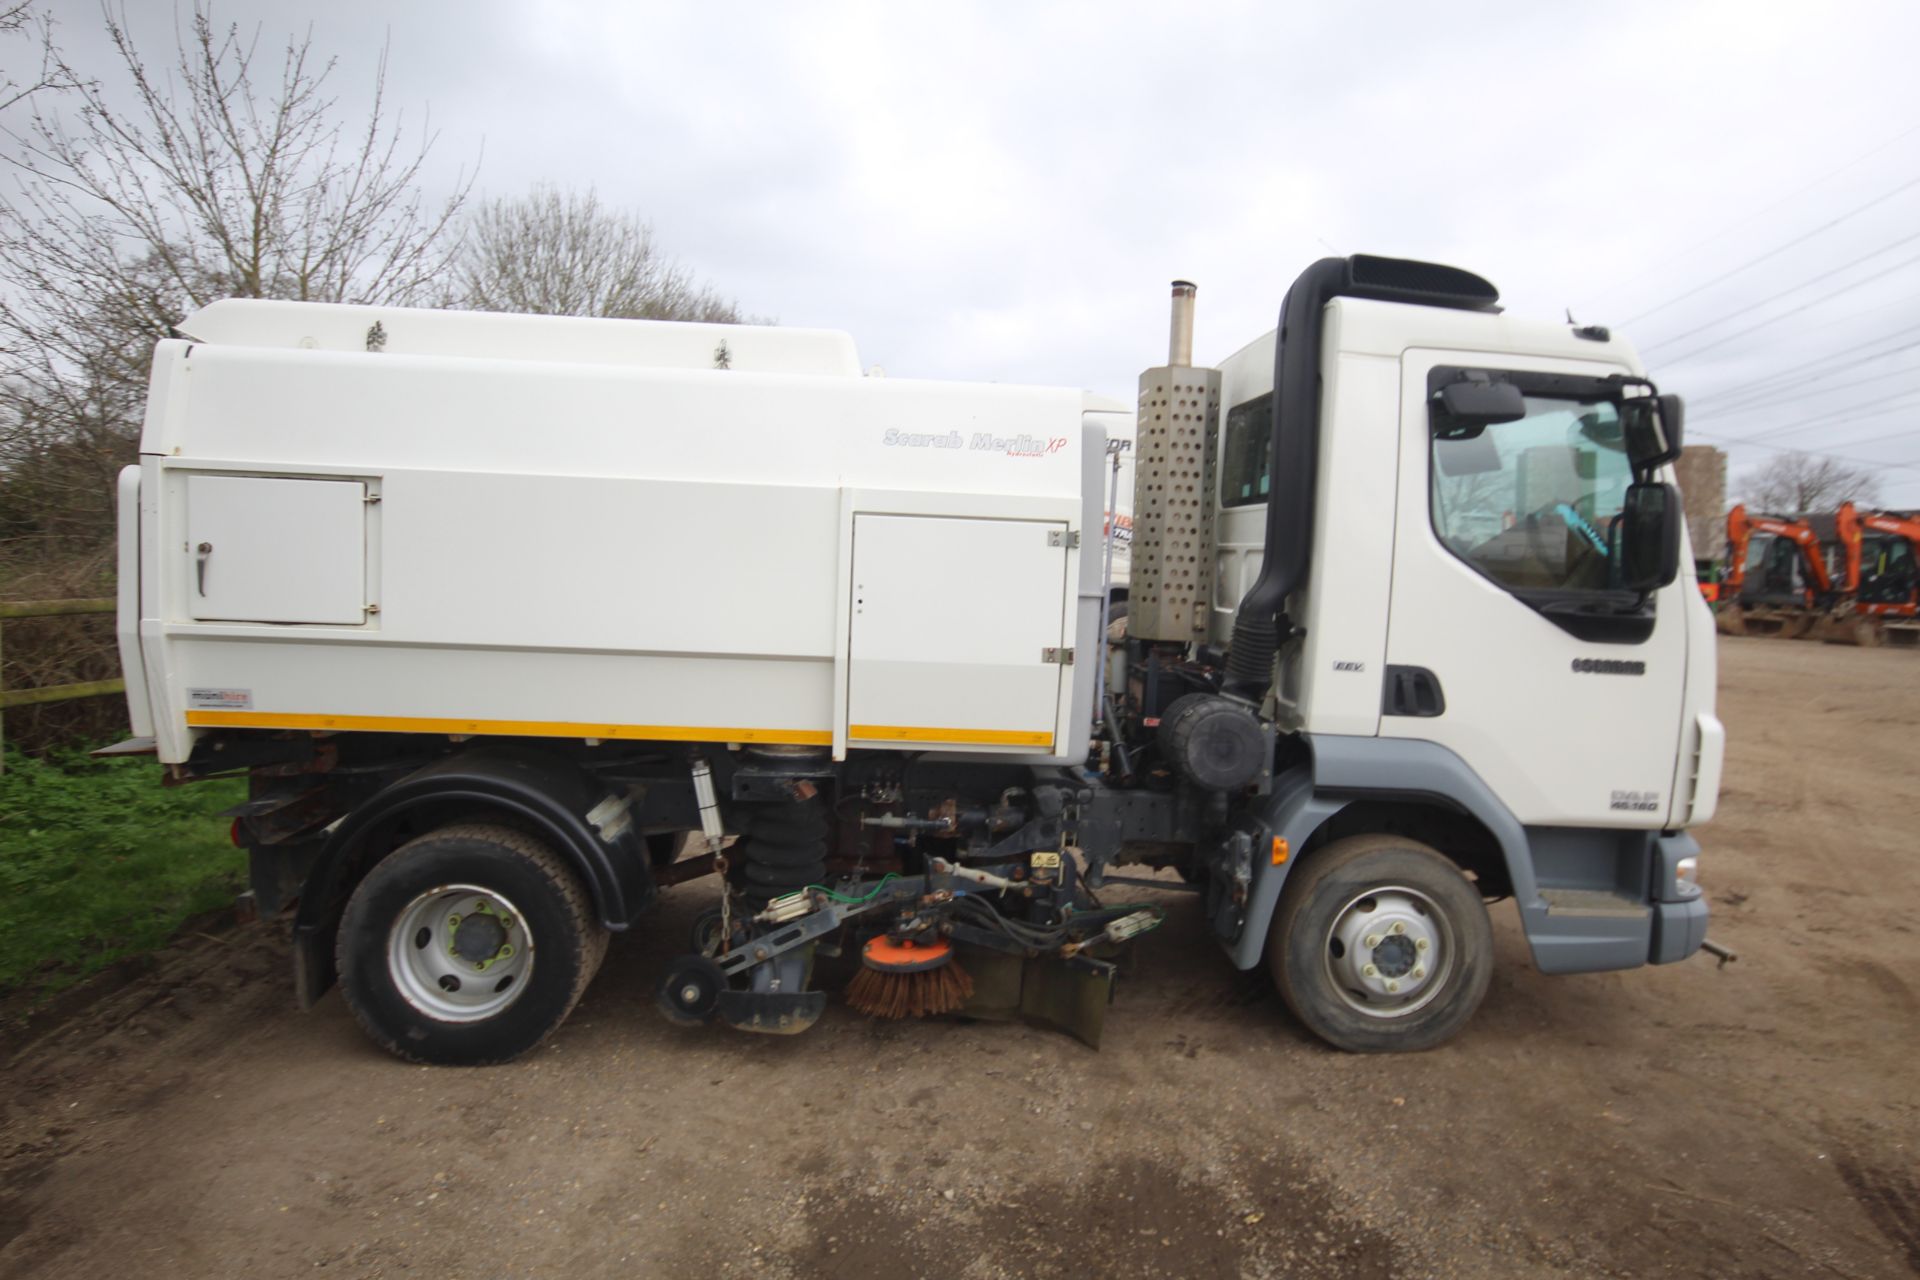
[0,748,246,996]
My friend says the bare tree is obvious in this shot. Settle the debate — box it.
[1738,451,1883,513]
[0,2,64,116]
[453,185,746,323]
[0,3,474,562]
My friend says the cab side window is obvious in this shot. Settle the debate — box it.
[1429,389,1632,595]
[1220,393,1273,507]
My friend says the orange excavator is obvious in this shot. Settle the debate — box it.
[1716,504,1835,637]
[1822,503,1920,647]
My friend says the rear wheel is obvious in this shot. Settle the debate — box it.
[1268,835,1491,1053]
[337,823,607,1065]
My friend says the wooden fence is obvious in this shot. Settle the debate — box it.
[0,597,122,772]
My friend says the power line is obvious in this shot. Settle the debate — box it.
[1593,120,1920,305]
[1642,227,1920,353]
[1656,248,1920,366]
[1649,297,1920,388]
[1697,370,1920,429]
[1819,420,1920,453]
[1692,359,1920,421]
[1688,333,1920,411]
[1690,427,1920,475]
[1689,324,1920,403]
[1701,386,1920,438]
[1620,170,1920,326]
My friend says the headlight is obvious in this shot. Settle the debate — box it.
[1676,855,1699,886]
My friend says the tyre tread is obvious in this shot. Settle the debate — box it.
[1268,834,1492,1054]
[336,822,606,1066]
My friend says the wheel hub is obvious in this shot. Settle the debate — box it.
[1372,932,1416,979]
[388,885,534,1022]
[1324,887,1452,1019]
[449,903,511,967]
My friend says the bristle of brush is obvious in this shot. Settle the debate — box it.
[845,959,974,1019]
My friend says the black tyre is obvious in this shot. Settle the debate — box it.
[1267,835,1491,1053]
[336,823,607,1065]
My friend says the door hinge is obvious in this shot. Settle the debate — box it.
[1042,646,1075,665]
[1047,529,1081,549]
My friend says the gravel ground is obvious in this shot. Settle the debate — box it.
[2,636,1916,1279]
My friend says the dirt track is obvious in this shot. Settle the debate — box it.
[2,637,1917,1278]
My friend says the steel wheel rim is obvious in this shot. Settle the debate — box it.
[1322,884,1453,1020]
[387,883,534,1022]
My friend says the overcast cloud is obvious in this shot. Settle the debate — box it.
[31,0,1920,502]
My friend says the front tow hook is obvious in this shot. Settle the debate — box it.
[1699,938,1738,968]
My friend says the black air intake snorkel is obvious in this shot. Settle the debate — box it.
[1220,254,1502,705]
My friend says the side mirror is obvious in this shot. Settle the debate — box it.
[1436,377,1527,435]
[1622,394,1684,468]
[1620,481,1682,591]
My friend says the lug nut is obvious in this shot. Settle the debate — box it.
[1362,964,1378,977]
[1391,922,1406,935]
[1412,967,1426,979]
[1416,938,1430,951]
[1386,981,1400,993]
[1365,934,1382,949]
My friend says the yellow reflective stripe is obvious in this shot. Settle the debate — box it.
[848,724,1053,748]
[183,710,832,745]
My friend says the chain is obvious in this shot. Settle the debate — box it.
[712,842,733,955]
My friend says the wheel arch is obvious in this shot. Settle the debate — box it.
[1227,734,1538,970]
[291,744,651,1007]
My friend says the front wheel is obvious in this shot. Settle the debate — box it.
[1268,835,1492,1053]
[336,823,608,1065]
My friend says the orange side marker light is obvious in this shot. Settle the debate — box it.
[1271,837,1289,865]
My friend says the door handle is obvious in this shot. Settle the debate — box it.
[196,542,213,596]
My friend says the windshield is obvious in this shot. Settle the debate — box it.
[1431,395,1632,593]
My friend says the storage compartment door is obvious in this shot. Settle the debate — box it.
[848,515,1068,750]
[186,475,368,624]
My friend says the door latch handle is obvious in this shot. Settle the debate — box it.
[195,542,213,596]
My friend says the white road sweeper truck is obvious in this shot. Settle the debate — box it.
[108,255,1725,1062]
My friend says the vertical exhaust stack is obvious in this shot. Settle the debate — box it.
[1168,280,1197,367]
[1130,282,1221,644]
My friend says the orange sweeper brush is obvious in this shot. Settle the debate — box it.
[845,934,974,1019]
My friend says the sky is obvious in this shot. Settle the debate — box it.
[22,0,1920,503]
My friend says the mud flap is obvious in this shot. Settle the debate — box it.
[954,946,1116,1048]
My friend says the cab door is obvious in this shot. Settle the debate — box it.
[1379,350,1690,828]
